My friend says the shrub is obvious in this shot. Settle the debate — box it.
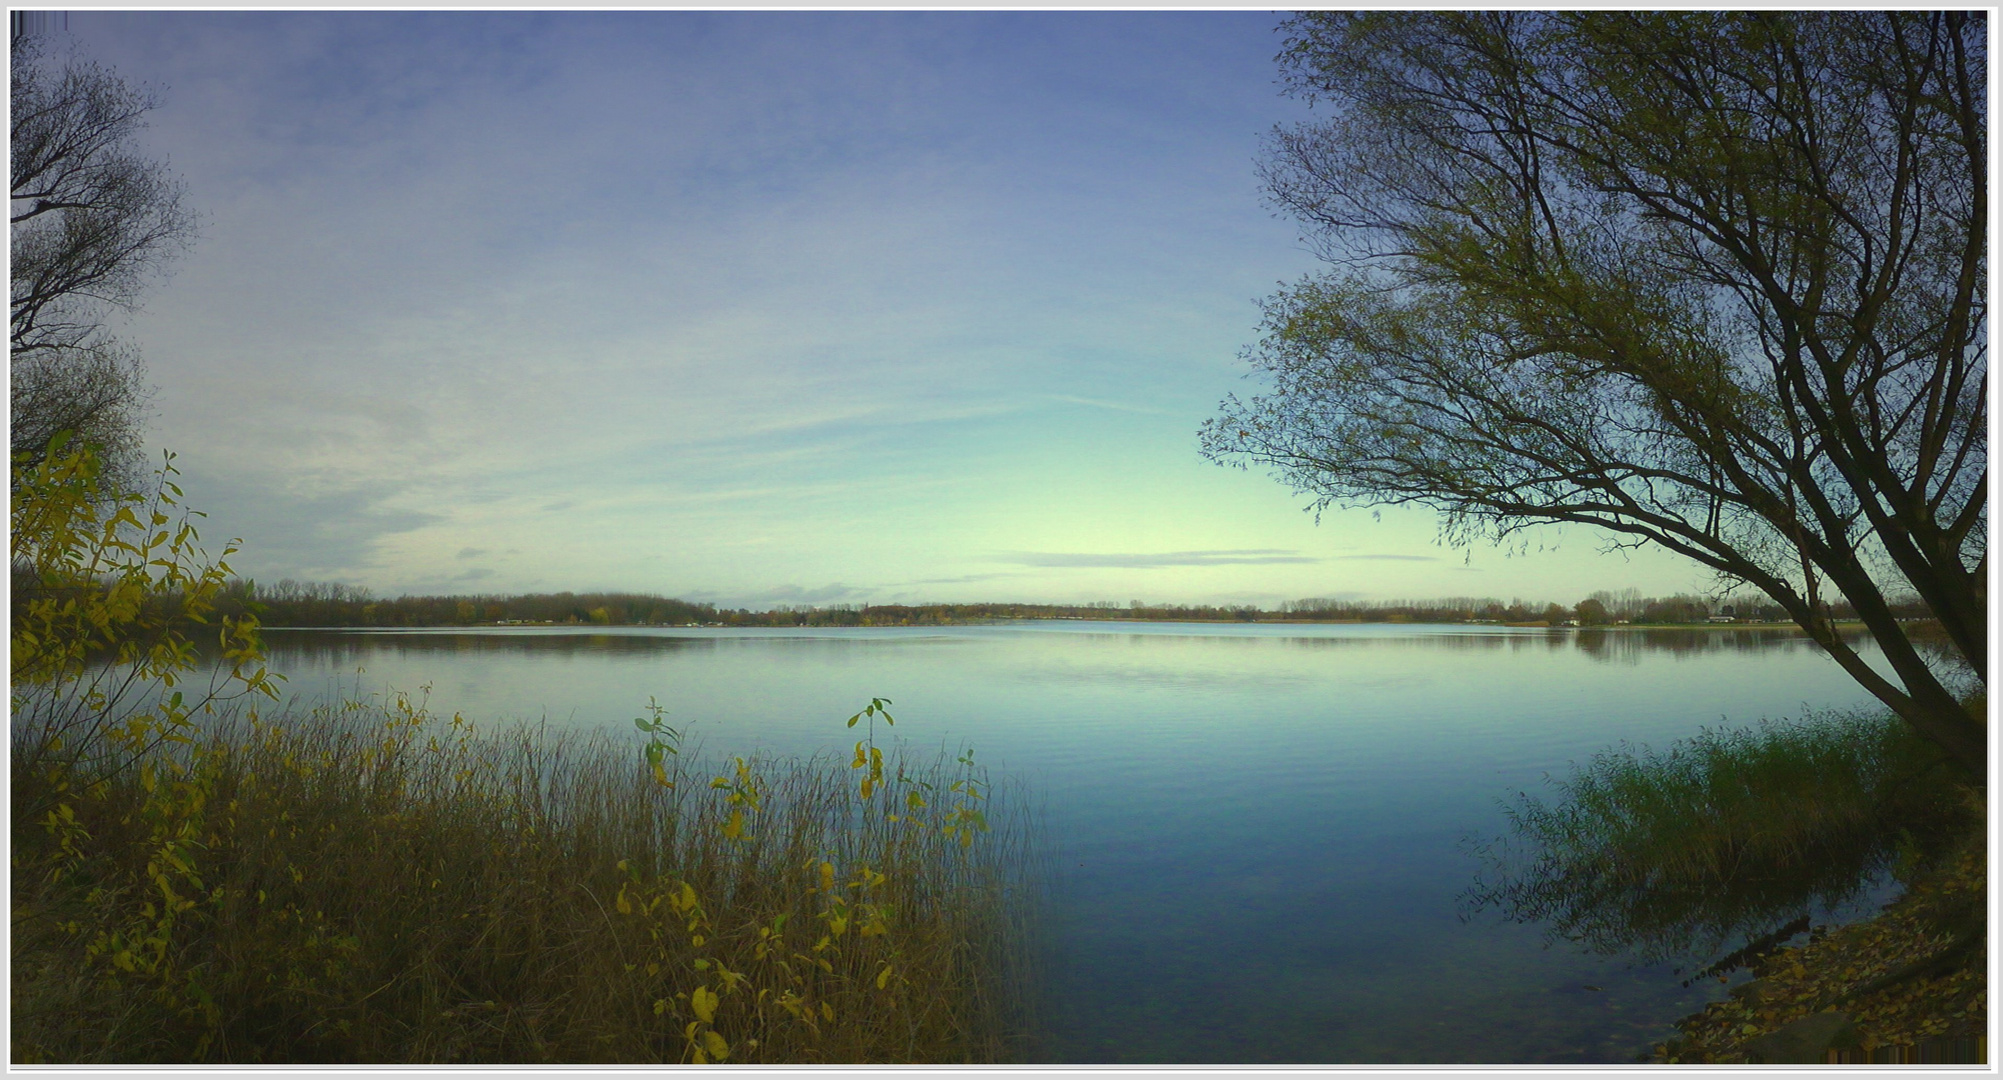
[11,435,274,803]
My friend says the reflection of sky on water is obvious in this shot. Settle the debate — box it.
[243,621,1885,1063]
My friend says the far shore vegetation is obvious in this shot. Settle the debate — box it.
[220,580,1930,631]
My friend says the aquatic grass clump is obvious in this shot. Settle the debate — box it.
[11,689,1039,1064]
[1463,706,1976,963]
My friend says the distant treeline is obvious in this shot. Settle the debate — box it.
[220,581,714,628]
[215,581,1928,630]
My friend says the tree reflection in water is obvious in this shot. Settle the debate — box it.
[1461,708,1973,972]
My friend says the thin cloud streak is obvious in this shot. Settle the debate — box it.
[1043,393,1171,416]
[897,571,1029,586]
[998,549,1320,568]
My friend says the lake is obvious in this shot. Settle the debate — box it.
[248,620,1888,1064]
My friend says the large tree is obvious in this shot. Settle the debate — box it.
[1202,12,1986,779]
[11,28,192,487]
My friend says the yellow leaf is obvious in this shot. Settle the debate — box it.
[877,964,893,989]
[691,984,718,1023]
[691,1047,709,1065]
[703,1029,730,1060]
[721,809,744,840]
[821,1001,835,1021]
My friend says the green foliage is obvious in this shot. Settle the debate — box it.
[10,432,275,829]
[12,434,272,695]
[633,696,682,790]
[1464,708,1976,965]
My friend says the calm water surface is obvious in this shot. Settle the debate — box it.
[251,620,1886,1064]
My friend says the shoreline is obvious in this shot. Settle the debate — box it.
[256,618,1866,632]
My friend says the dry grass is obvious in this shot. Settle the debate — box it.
[12,689,1040,1064]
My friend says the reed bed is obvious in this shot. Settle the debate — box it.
[12,689,1040,1064]
[1464,705,1977,962]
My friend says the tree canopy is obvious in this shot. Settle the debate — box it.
[1202,12,1985,778]
[11,30,193,486]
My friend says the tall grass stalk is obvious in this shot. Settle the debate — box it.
[12,689,1039,1063]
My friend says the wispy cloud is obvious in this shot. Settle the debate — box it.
[898,571,1028,586]
[1328,553,1439,562]
[1042,393,1170,416]
[997,549,1319,568]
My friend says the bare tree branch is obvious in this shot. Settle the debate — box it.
[10,33,192,482]
[1207,11,1986,780]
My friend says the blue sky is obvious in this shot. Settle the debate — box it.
[69,10,1711,609]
